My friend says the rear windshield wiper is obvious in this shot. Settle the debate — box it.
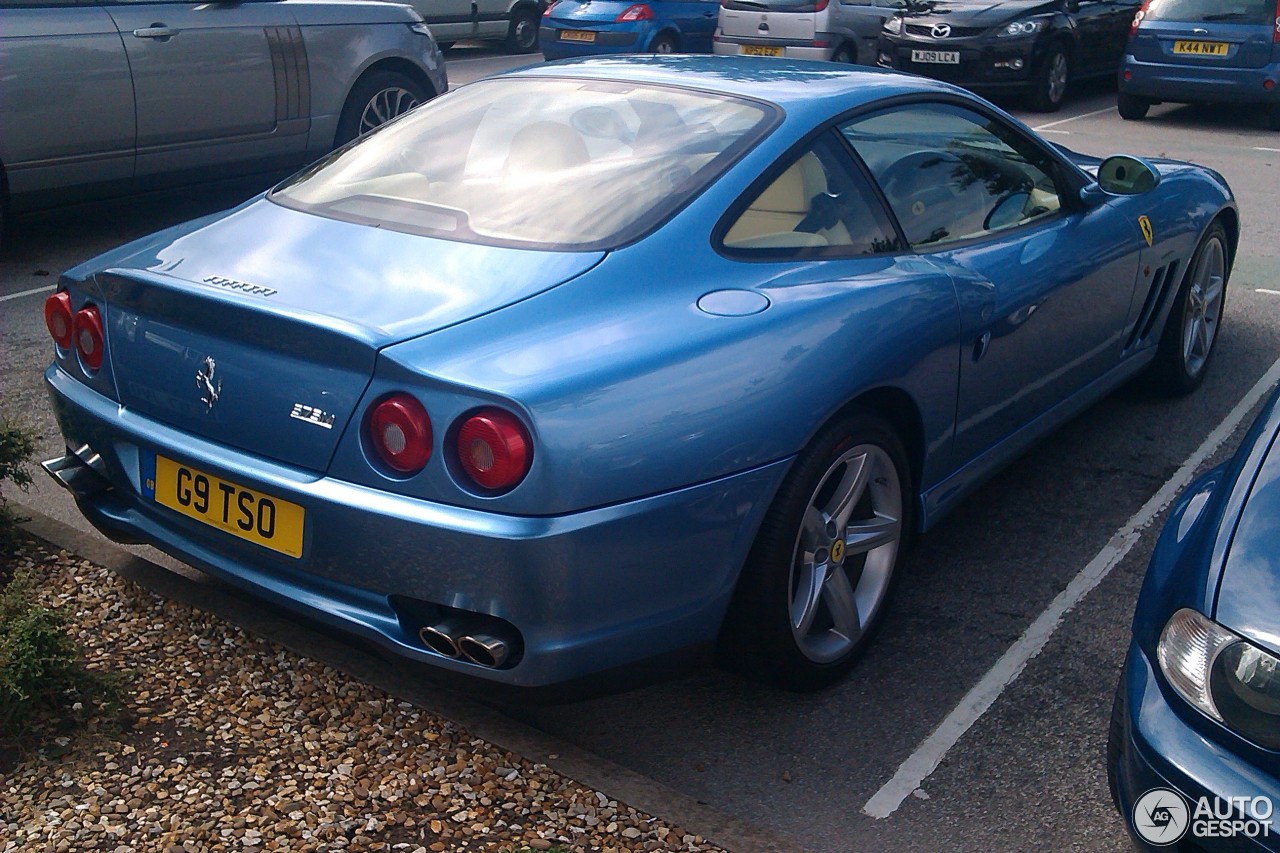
[1201,12,1251,20]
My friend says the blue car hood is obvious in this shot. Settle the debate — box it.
[79,198,603,472]
[1215,419,1280,657]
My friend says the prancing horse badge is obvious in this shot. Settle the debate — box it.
[1138,215,1153,247]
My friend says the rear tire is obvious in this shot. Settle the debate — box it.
[505,6,540,53]
[720,408,911,691]
[1117,92,1150,120]
[1147,221,1229,395]
[334,71,428,147]
[831,44,856,64]
[649,32,677,54]
[1027,45,1069,112]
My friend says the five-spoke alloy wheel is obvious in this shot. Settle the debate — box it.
[1150,221,1229,394]
[723,409,910,690]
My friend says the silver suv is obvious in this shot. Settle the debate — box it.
[0,0,447,245]
[714,0,904,63]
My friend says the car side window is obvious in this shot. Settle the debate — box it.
[839,103,1065,249]
[721,133,902,257]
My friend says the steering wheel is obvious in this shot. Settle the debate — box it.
[879,150,968,242]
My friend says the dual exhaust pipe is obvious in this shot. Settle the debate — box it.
[419,618,512,668]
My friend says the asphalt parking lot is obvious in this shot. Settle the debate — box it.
[3,53,1280,852]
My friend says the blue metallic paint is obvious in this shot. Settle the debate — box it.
[44,58,1238,687]
[1112,387,1280,849]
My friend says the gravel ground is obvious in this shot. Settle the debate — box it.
[0,537,731,853]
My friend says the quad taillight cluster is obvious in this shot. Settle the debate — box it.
[44,291,104,372]
[366,395,532,492]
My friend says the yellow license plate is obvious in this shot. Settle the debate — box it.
[147,454,304,558]
[1172,40,1228,55]
[740,44,784,57]
[559,29,596,42]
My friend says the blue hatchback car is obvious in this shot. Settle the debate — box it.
[1109,384,1280,850]
[1118,0,1280,130]
[540,0,719,58]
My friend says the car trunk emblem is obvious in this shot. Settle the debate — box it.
[196,356,222,413]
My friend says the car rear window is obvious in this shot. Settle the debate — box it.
[270,77,775,251]
[1143,0,1274,24]
[721,0,826,11]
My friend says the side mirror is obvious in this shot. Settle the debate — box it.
[1096,154,1161,195]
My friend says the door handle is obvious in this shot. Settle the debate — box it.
[133,25,178,39]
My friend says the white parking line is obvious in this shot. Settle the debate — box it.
[1258,289,1280,296]
[1033,106,1115,131]
[863,353,1280,820]
[0,284,54,303]
[1253,147,1280,153]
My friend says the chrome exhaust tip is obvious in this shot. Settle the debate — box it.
[42,447,112,500]
[418,621,464,658]
[457,633,509,668]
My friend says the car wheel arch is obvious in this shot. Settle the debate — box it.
[785,386,925,531]
[649,29,681,52]
[352,57,439,103]
[334,59,439,147]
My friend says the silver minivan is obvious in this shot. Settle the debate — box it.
[713,0,904,64]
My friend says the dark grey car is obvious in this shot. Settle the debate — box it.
[0,0,448,243]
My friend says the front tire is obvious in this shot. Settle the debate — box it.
[721,409,911,690]
[335,71,428,147]
[1117,92,1150,120]
[1027,45,1069,112]
[831,44,856,64]
[505,6,540,53]
[1147,221,1229,395]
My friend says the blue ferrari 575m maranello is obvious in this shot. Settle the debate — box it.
[42,57,1237,691]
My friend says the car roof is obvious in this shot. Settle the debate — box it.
[502,56,972,117]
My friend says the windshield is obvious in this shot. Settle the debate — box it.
[1143,0,1274,23]
[271,77,775,250]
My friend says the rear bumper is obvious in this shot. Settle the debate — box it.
[712,35,834,61]
[1119,55,1280,104]
[1111,642,1280,852]
[45,364,789,689]
[539,22,645,58]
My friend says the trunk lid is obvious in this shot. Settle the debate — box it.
[1131,0,1274,69]
[548,0,648,24]
[95,198,603,472]
[720,0,818,40]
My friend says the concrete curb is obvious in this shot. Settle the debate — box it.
[16,502,810,853]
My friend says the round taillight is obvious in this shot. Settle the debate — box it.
[456,409,531,491]
[44,291,74,350]
[368,393,432,474]
[72,305,104,371]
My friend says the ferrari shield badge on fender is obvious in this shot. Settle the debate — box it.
[1138,215,1154,247]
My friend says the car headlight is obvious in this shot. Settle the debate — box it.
[1158,609,1280,750]
[883,16,903,34]
[996,19,1044,37]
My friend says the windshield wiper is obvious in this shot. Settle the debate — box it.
[1201,12,1250,20]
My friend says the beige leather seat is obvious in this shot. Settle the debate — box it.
[723,153,850,249]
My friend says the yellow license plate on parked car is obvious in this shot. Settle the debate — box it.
[1172,40,1228,55]
[560,29,596,42]
[144,453,305,558]
[740,44,784,57]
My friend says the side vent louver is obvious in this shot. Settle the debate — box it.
[1125,261,1179,352]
